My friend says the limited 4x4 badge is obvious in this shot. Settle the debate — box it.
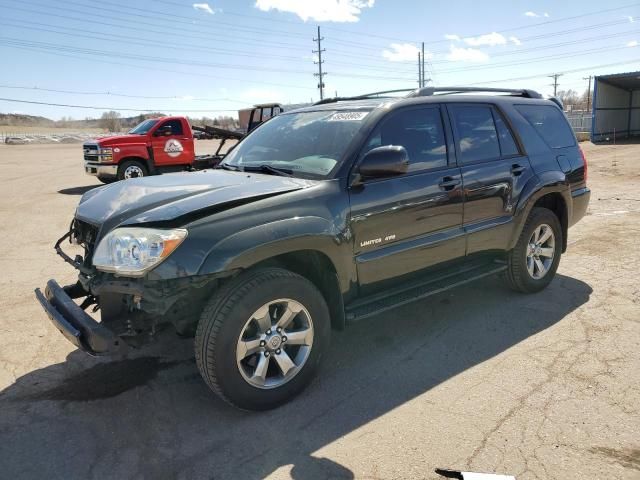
[164,139,184,158]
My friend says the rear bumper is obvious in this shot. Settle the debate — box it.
[34,279,125,356]
[570,187,590,227]
[84,162,117,178]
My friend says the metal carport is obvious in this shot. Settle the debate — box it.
[592,71,640,142]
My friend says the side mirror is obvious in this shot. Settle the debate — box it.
[357,145,409,180]
[155,125,173,136]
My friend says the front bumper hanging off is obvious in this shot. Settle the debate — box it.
[34,279,125,356]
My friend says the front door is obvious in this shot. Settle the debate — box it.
[151,118,195,167]
[348,105,465,295]
[447,104,534,254]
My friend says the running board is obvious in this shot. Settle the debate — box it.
[345,262,507,322]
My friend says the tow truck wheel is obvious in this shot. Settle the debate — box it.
[118,160,148,180]
[195,268,330,410]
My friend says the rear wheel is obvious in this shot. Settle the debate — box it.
[195,268,330,410]
[117,160,147,180]
[505,207,562,293]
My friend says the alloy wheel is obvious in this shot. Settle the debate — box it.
[236,298,314,389]
[526,223,555,280]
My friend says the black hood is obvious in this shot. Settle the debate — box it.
[76,170,316,231]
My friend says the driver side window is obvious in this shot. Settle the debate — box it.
[366,107,447,173]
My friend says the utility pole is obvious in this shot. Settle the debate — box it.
[583,75,592,111]
[313,26,326,100]
[421,42,426,88]
[418,52,422,87]
[549,73,563,96]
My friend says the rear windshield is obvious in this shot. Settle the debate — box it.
[222,110,370,178]
[515,105,575,149]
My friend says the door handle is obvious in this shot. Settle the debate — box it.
[511,164,527,176]
[438,176,460,191]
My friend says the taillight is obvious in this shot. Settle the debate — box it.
[579,146,588,182]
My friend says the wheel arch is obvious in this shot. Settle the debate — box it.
[248,250,346,331]
[531,193,568,252]
[510,173,572,252]
[118,156,151,175]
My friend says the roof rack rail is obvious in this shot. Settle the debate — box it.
[313,89,415,106]
[406,87,542,99]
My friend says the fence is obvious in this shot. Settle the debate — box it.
[566,113,592,134]
[1,131,118,145]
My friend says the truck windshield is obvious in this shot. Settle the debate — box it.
[221,110,371,179]
[129,119,159,135]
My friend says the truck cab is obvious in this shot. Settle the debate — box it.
[83,116,196,183]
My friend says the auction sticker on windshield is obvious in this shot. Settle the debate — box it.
[328,112,369,121]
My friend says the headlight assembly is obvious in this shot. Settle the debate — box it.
[99,147,113,162]
[92,228,187,276]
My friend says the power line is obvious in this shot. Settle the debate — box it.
[3,1,634,71]
[0,19,419,75]
[433,43,634,75]
[21,0,638,56]
[0,97,242,112]
[471,59,640,85]
[157,0,639,47]
[0,84,248,103]
[0,37,416,82]
[2,44,318,91]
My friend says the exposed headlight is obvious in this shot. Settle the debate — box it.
[92,228,187,277]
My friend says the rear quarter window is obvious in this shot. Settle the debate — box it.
[515,104,575,149]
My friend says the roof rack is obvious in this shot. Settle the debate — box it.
[313,89,415,106]
[406,86,542,99]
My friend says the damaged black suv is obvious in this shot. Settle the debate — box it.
[36,87,590,410]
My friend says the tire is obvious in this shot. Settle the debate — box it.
[505,207,562,293]
[195,268,331,410]
[117,160,147,181]
[97,176,116,184]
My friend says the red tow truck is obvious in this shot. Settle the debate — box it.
[83,104,283,183]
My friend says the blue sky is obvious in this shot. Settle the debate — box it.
[0,0,638,120]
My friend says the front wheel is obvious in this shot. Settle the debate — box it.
[97,176,116,184]
[195,268,330,410]
[505,207,562,293]
[117,160,147,180]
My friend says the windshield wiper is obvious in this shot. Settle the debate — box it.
[243,164,293,177]
[216,163,240,171]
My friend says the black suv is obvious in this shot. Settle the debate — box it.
[36,87,590,410]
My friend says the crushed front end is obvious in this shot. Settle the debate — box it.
[34,219,219,356]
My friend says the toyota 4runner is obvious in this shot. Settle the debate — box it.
[35,87,590,410]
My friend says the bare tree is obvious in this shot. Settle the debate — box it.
[100,111,122,132]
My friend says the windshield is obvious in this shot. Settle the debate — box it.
[221,110,370,178]
[129,119,159,135]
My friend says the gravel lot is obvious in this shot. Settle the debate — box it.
[0,141,638,480]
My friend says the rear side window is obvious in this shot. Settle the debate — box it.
[365,107,447,172]
[160,119,184,136]
[450,106,501,163]
[493,111,519,156]
[515,105,575,148]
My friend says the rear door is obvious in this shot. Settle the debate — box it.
[447,104,533,254]
[151,118,195,166]
[348,105,465,295]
